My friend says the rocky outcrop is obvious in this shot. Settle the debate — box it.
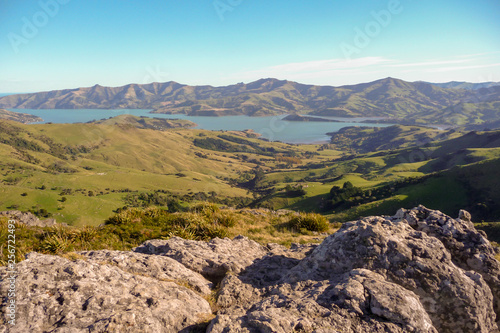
[79,250,213,296]
[0,252,212,333]
[0,210,67,227]
[1,206,499,332]
[134,235,268,283]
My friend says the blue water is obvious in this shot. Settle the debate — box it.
[6,108,392,144]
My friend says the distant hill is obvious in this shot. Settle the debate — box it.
[0,78,499,128]
[0,108,42,123]
[328,125,463,153]
[89,114,196,130]
[425,81,500,90]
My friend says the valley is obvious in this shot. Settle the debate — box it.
[1,115,500,232]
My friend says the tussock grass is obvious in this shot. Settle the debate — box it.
[0,203,338,266]
[288,212,330,232]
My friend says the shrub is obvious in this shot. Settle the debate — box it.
[289,213,329,232]
[40,234,70,254]
[212,211,237,228]
[189,202,220,216]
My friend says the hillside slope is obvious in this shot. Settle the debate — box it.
[0,119,257,225]
[0,108,42,123]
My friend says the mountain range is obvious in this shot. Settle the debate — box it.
[1,78,499,128]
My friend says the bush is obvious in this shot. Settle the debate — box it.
[212,211,237,228]
[189,202,220,216]
[289,213,329,232]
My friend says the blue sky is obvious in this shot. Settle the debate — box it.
[0,0,499,92]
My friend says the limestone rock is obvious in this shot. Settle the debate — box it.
[393,205,500,319]
[0,252,211,333]
[79,250,213,295]
[0,210,67,227]
[133,235,268,282]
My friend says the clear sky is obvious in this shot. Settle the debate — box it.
[1,0,499,92]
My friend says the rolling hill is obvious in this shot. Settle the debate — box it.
[0,108,43,123]
[1,78,499,128]
[426,81,500,90]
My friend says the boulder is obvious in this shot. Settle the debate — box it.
[0,252,211,333]
[392,206,500,317]
[133,235,268,283]
[0,210,66,227]
[79,250,213,296]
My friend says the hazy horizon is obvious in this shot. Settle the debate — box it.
[2,76,500,95]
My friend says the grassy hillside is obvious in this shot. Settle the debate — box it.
[0,119,250,225]
[328,125,463,154]
[1,115,500,229]
[330,158,500,222]
[251,129,500,222]
[0,118,343,225]
[89,114,196,129]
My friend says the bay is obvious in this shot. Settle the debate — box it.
[6,108,392,144]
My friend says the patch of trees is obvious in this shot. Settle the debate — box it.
[327,176,433,211]
[275,154,302,165]
[123,189,252,211]
[194,135,291,156]
[46,161,77,174]
[284,184,306,197]
[329,181,364,209]
[0,136,44,153]
[193,137,239,152]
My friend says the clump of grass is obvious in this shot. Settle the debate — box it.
[61,252,86,261]
[40,233,70,254]
[189,202,220,216]
[289,212,330,232]
[212,211,237,228]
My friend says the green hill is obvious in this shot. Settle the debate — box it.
[0,119,256,225]
[328,125,463,154]
[2,115,500,227]
[89,114,196,130]
[252,128,500,222]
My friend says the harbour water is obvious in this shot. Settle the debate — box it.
[7,108,392,144]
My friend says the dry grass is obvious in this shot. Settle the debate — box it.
[226,208,338,247]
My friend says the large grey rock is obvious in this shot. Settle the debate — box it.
[79,250,213,295]
[209,210,499,333]
[284,215,497,332]
[133,235,268,282]
[0,210,66,227]
[392,205,500,317]
[0,252,211,333]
